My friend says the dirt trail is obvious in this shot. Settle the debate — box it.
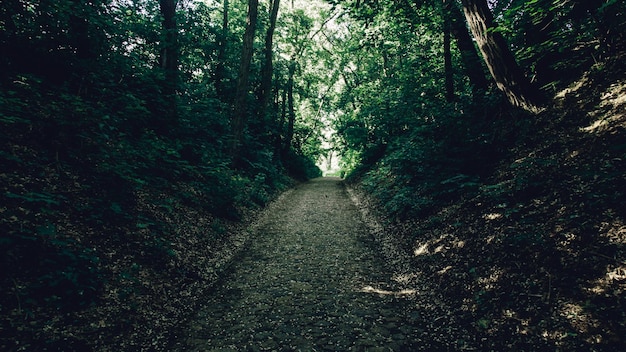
[178,178,459,351]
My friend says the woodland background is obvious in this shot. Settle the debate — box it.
[1,0,625,350]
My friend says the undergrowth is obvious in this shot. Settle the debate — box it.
[0,74,303,350]
[346,56,626,351]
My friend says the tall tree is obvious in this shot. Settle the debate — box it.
[278,86,288,154]
[442,0,454,102]
[69,0,99,64]
[443,0,489,99]
[158,0,179,129]
[214,0,229,98]
[284,59,296,154]
[230,0,259,165]
[258,0,281,121]
[460,0,543,112]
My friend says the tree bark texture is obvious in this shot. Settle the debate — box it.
[277,88,287,154]
[230,0,259,165]
[159,0,178,84]
[444,0,490,98]
[443,5,454,102]
[258,0,281,121]
[460,0,544,112]
[284,60,296,154]
[158,0,179,127]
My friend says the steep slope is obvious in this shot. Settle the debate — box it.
[0,79,295,350]
[349,55,626,351]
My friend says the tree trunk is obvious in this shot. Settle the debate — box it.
[230,0,259,166]
[69,1,96,62]
[258,0,281,121]
[69,0,102,95]
[158,0,179,129]
[460,0,544,112]
[444,0,490,99]
[277,87,287,155]
[284,60,296,154]
[214,0,229,99]
[443,3,454,102]
[159,0,178,78]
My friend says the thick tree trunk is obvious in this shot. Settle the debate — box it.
[159,0,178,80]
[444,0,490,99]
[258,0,281,120]
[158,0,179,129]
[230,0,259,165]
[69,0,103,95]
[460,0,544,112]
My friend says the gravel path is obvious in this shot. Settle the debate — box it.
[181,178,451,351]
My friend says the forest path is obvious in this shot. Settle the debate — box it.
[178,178,455,351]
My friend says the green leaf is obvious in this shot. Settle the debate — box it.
[37,224,57,236]
[6,192,60,205]
[477,318,490,329]
[136,222,152,229]
[110,202,123,214]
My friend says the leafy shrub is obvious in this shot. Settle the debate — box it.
[283,149,322,180]
[2,228,102,312]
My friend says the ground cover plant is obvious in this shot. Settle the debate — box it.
[1,0,625,350]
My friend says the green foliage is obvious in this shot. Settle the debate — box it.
[329,0,538,219]
[0,1,326,340]
[6,192,61,206]
[2,218,102,312]
[284,149,323,180]
[0,0,624,348]
[494,0,626,89]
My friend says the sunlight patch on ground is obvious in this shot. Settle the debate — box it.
[502,309,531,335]
[483,213,502,220]
[555,75,588,99]
[560,302,600,335]
[586,219,626,295]
[437,265,453,275]
[413,234,464,257]
[359,285,417,296]
[585,263,626,295]
[414,242,430,256]
[606,265,626,281]
[392,273,419,284]
[555,232,578,251]
[601,219,626,245]
[476,268,503,291]
[582,81,626,133]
